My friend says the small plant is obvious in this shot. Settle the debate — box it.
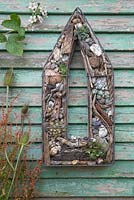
[28,0,47,29]
[76,24,89,40]
[0,14,25,56]
[0,69,41,199]
[58,63,67,76]
[85,140,105,161]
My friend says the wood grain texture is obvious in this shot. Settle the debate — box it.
[1,69,134,87]
[19,143,134,160]
[35,178,134,197]
[0,52,134,69]
[0,0,134,14]
[1,88,134,106]
[0,14,134,32]
[0,33,134,51]
[5,106,134,124]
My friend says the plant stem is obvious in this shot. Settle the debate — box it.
[6,144,24,200]
[6,85,9,114]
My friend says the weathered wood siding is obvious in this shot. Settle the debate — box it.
[0,0,134,198]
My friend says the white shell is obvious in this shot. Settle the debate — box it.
[75,23,83,29]
[50,146,61,156]
[99,125,108,138]
[90,43,102,56]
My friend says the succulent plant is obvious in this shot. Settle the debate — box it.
[85,140,105,161]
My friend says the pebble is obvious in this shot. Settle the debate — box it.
[99,125,108,138]
[90,43,102,56]
[72,18,81,24]
[75,23,83,29]
[51,63,57,69]
[48,101,54,108]
[54,67,59,72]
[62,55,69,62]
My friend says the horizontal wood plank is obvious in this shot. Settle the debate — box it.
[0,88,134,106]
[6,124,134,143]
[0,14,134,32]
[0,52,134,69]
[0,69,134,87]
[0,0,134,14]
[35,178,134,197]
[39,161,134,178]
[9,143,134,160]
[0,33,134,51]
[3,106,134,124]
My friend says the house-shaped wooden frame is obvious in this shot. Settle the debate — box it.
[42,8,114,166]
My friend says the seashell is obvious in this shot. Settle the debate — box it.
[97,158,104,164]
[45,69,62,84]
[72,18,81,24]
[51,59,56,63]
[54,67,59,73]
[90,137,96,142]
[108,110,112,116]
[72,160,78,165]
[53,47,62,61]
[50,146,61,156]
[90,43,102,56]
[75,23,83,29]
[51,63,57,69]
[48,101,54,108]
[99,125,108,138]
[62,55,69,62]
[92,118,101,129]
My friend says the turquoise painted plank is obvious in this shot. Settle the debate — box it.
[7,124,134,143]
[0,33,134,51]
[0,0,134,14]
[1,88,134,106]
[36,178,134,197]
[5,106,134,124]
[0,52,134,69]
[39,161,134,178]
[0,14,134,32]
[1,69,134,87]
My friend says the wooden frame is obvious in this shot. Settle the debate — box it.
[42,8,114,166]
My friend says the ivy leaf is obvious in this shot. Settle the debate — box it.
[0,33,7,43]
[2,14,21,31]
[10,14,21,26]
[6,34,23,56]
[17,27,25,37]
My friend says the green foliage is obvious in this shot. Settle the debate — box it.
[76,24,89,40]
[85,140,105,161]
[59,63,67,76]
[0,33,7,43]
[0,14,25,56]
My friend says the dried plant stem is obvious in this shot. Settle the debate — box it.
[6,85,9,114]
[6,144,24,200]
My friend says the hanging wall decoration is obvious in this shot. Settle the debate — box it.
[42,8,114,166]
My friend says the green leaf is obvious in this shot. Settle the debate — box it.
[0,33,7,43]
[6,35,23,56]
[10,14,21,26]
[2,19,19,30]
[2,14,21,30]
[17,27,25,37]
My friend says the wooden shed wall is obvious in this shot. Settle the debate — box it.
[0,0,134,199]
